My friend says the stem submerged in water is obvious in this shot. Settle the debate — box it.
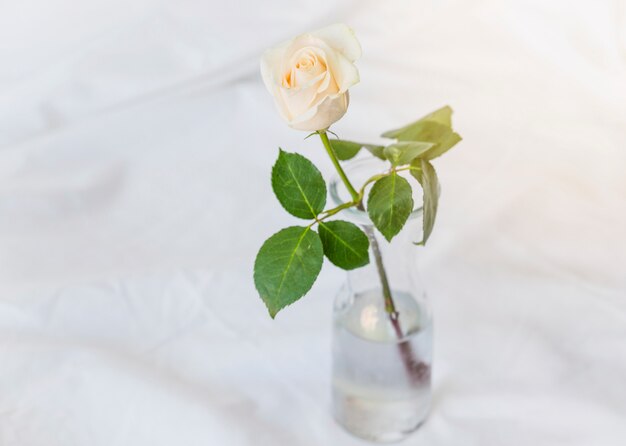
[364,225,422,385]
[318,130,424,384]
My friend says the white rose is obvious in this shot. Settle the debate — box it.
[260,23,361,131]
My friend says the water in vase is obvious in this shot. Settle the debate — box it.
[332,288,433,442]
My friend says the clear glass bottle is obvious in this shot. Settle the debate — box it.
[329,158,433,443]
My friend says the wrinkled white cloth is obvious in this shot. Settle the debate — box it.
[1,0,625,445]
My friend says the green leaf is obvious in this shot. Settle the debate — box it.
[381,105,453,139]
[272,150,326,219]
[419,105,453,126]
[381,106,461,160]
[386,121,461,160]
[383,141,435,166]
[409,157,423,183]
[329,140,362,161]
[367,172,414,241]
[254,226,324,318]
[415,159,439,245]
[329,139,385,161]
[363,144,386,160]
[319,220,370,270]
[422,126,462,160]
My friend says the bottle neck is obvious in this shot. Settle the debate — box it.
[347,218,422,299]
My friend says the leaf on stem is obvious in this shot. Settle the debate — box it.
[381,106,461,160]
[418,105,453,126]
[383,141,434,166]
[319,220,369,270]
[329,139,386,161]
[406,122,461,160]
[382,105,453,138]
[363,144,386,160]
[367,172,414,241]
[329,140,361,160]
[409,157,422,182]
[272,150,326,219]
[254,226,324,318]
[414,159,440,245]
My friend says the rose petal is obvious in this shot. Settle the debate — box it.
[279,79,320,118]
[289,47,327,87]
[324,49,359,93]
[286,38,358,93]
[260,42,289,93]
[269,86,293,122]
[289,92,349,131]
[316,70,333,94]
[260,24,360,131]
[309,23,362,62]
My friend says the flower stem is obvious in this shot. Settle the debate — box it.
[317,130,425,384]
[317,132,407,325]
[318,131,359,202]
[318,130,399,315]
[365,225,425,385]
[363,226,397,315]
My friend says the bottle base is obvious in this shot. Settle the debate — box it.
[332,390,430,443]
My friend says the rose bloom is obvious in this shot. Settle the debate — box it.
[260,24,361,131]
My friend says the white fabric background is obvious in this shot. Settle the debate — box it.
[1,0,625,444]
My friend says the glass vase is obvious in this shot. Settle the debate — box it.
[329,158,433,443]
